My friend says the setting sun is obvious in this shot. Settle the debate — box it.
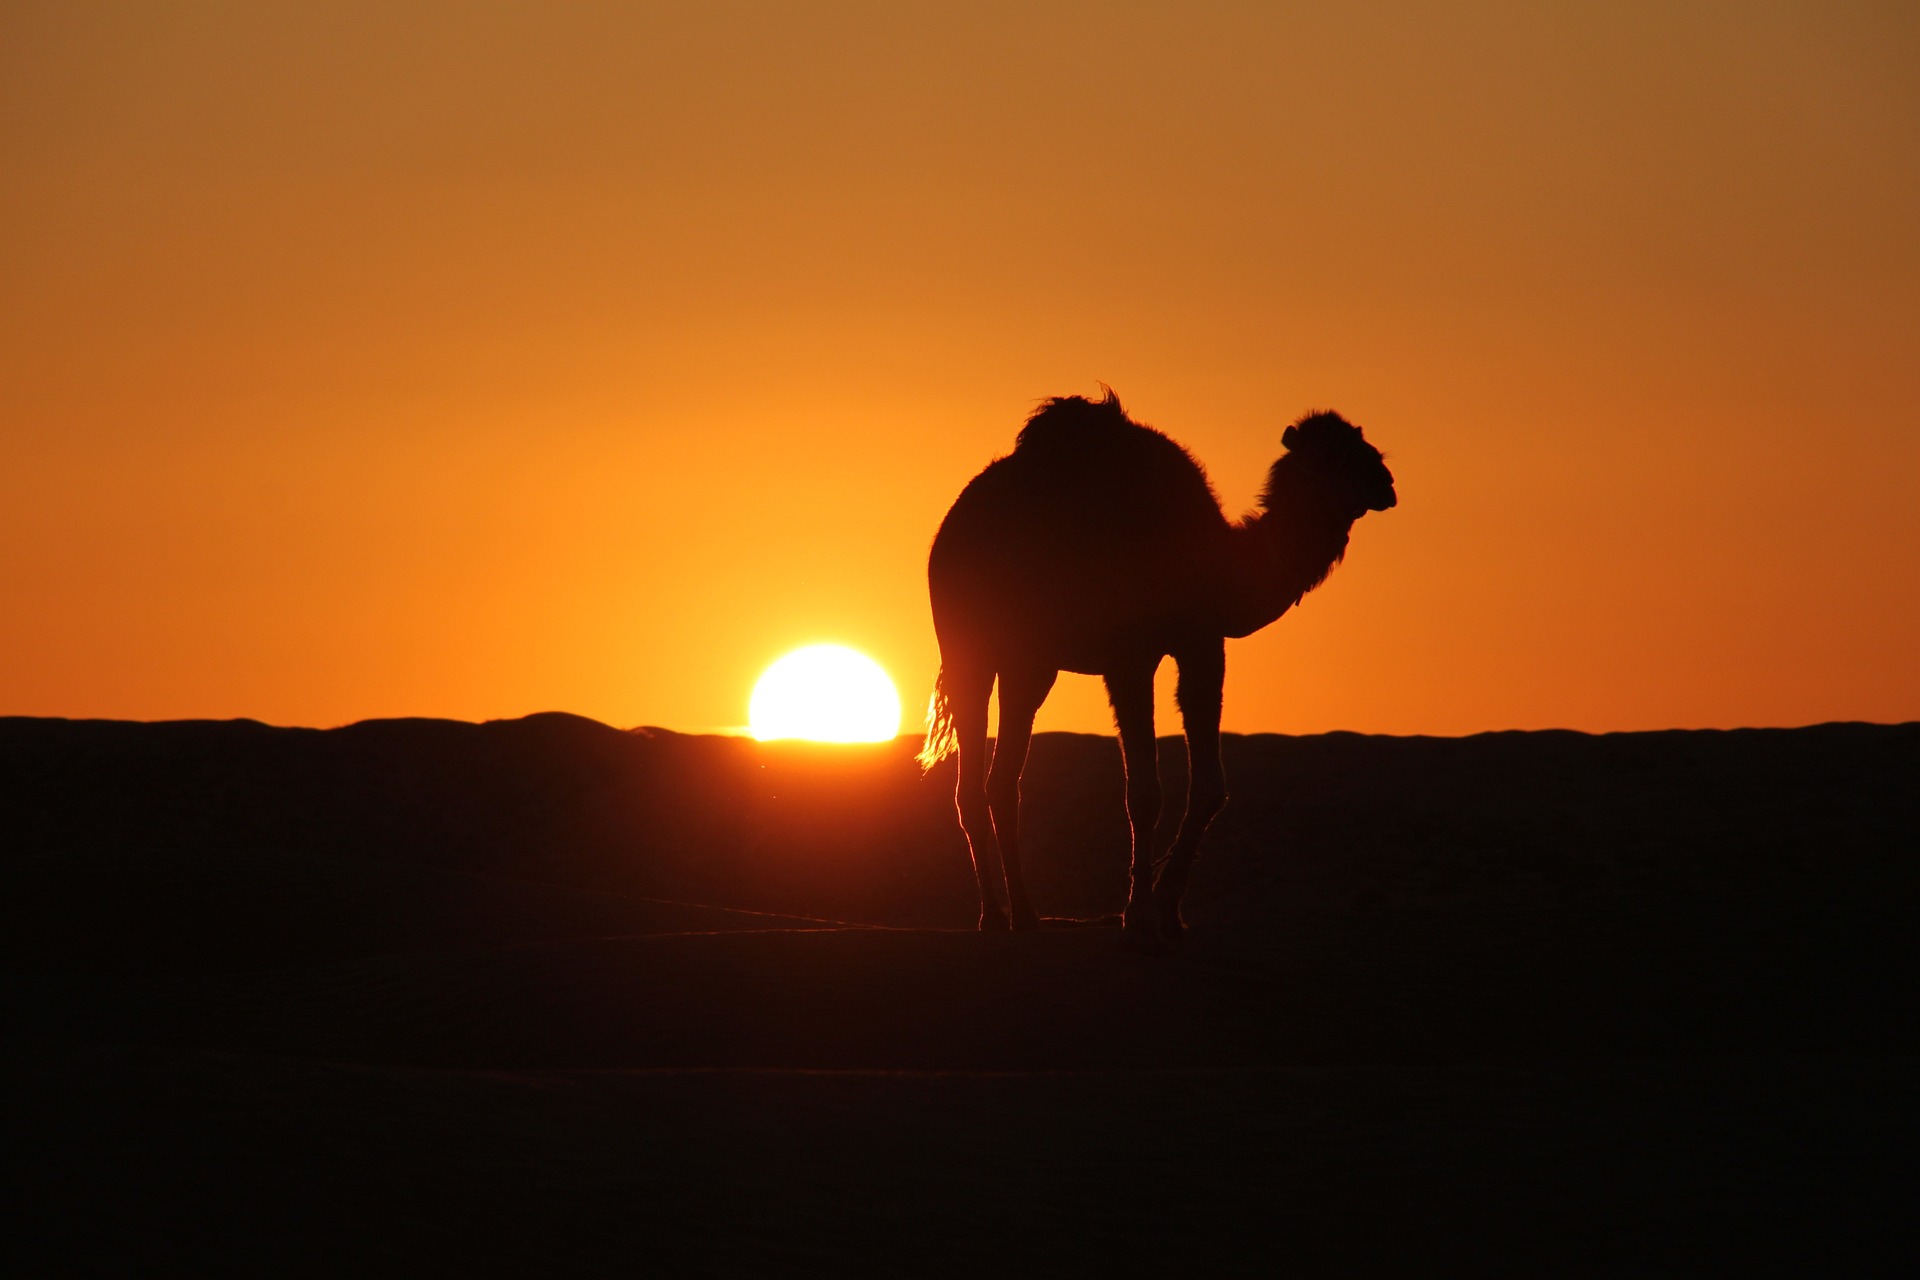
[749,645,902,743]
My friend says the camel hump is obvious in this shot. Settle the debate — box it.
[994,388,1223,526]
[1013,389,1141,454]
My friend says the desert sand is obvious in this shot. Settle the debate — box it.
[5,716,1916,1274]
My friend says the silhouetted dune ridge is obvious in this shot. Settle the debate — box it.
[2,713,1915,976]
[7,714,1918,1273]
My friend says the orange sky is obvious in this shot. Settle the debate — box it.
[4,2,1916,736]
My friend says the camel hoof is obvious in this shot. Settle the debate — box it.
[978,908,1011,933]
[1010,908,1043,932]
[1119,901,1168,952]
[1152,872,1190,938]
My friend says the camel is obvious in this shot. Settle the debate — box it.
[920,390,1396,936]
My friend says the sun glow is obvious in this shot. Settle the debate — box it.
[749,645,902,743]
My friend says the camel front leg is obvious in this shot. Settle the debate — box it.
[989,665,1057,931]
[1158,640,1227,935]
[1104,662,1163,936]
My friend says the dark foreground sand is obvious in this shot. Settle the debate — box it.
[5,718,1917,1274]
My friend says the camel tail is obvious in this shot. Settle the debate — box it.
[916,669,959,771]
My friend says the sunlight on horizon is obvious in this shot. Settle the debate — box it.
[748,645,902,743]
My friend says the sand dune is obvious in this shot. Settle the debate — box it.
[5,716,1917,1272]
[5,715,1915,971]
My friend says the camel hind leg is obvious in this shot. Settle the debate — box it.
[946,663,1009,931]
[989,665,1058,931]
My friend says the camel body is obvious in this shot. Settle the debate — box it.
[922,391,1395,936]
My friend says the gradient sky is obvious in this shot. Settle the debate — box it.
[4,1,1916,736]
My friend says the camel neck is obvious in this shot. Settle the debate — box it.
[1224,499,1354,637]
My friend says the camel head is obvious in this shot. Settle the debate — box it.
[1263,411,1396,523]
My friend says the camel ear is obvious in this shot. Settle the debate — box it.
[1282,425,1299,448]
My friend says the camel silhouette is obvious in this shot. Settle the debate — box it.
[921,390,1396,936]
